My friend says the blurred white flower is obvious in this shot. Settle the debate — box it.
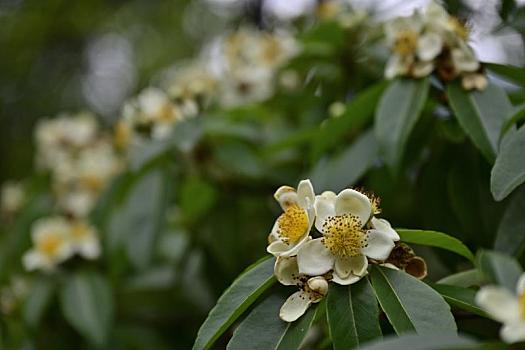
[1,181,25,214]
[267,180,315,257]
[70,220,101,260]
[23,217,74,272]
[476,273,525,344]
[274,256,328,322]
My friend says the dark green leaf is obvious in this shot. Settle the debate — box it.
[227,293,318,350]
[477,250,523,291]
[327,278,381,349]
[500,103,525,137]
[495,185,525,256]
[192,257,276,350]
[360,333,477,350]
[374,78,429,169]
[397,229,474,262]
[437,269,481,288]
[447,82,513,162]
[310,130,378,193]
[22,276,55,328]
[60,272,113,347]
[107,167,168,270]
[370,267,456,335]
[491,125,525,201]
[486,63,525,87]
[180,176,218,221]
[429,283,487,317]
[312,81,387,159]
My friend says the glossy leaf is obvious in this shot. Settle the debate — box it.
[360,333,477,350]
[227,293,318,350]
[397,229,474,262]
[500,103,525,137]
[370,267,456,335]
[447,82,513,162]
[375,78,429,169]
[477,250,523,291]
[60,272,113,347]
[437,269,481,288]
[326,278,381,349]
[486,63,525,87]
[429,283,487,317]
[107,167,168,270]
[495,185,525,256]
[192,257,276,350]
[491,125,525,201]
[22,276,55,328]
[310,130,378,193]
[312,81,387,159]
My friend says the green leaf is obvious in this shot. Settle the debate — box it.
[491,125,525,201]
[60,272,113,347]
[359,333,477,350]
[180,176,218,221]
[311,81,387,159]
[326,278,382,349]
[192,257,276,350]
[486,63,525,87]
[447,82,513,162]
[370,267,456,335]
[429,283,487,317]
[500,103,525,137]
[107,167,168,270]
[374,78,429,169]
[310,130,378,193]
[477,250,523,291]
[437,269,481,288]
[495,185,525,256]
[397,229,474,262]
[227,293,318,350]
[22,276,55,328]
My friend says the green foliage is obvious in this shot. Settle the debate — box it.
[476,250,523,291]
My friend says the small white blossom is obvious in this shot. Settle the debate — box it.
[1,181,25,214]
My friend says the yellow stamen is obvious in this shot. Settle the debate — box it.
[393,30,419,56]
[520,293,525,318]
[71,223,90,239]
[276,204,309,244]
[449,17,469,40]
[322,214,366,258]
[38,235,62,256]
[82,176,104,192]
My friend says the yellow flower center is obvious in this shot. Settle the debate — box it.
[393,30,419,56]
[520,293,525,319]
[82,176,104,192]
[276,204,309,244]
[72,223,90,239]
[322,214,366,258]
[449,17,469,40]
[38,235,62,256]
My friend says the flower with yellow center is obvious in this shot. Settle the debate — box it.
[70,220,100,260]
[267,180,315,257]
[274,256,328,322]
[476,273,525,344]
[297,189,397,285]
[22,217,74,272]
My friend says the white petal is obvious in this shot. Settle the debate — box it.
[274,186,298,210]
[297,238,335,276]
[78,238,100,259]
[314,194,336,232]
[412,60,434,78]
[297,179,315,210]
[22,250,46,271]
[476,286,522,323]
[279,291,312,322]
[451,47,479,73]
[371,217,400,241]
[274,256,301,286]
[362,230,395,260]
[335,255,368,278]
[335,189,371,226]
[381,263,400,270]
[516,273,525,295]
[266,234,310,257]
[332,272,363,285]
[417,32,442,61]
[500,321,525,344]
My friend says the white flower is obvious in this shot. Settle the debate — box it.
[56,188,97,218]
[417,31,443,61]
[267,180,315,257]
[1,181,25,214]
[451,44,480,73]
[23,217,74,272]
[476,273,525,344]
[297,189,396,285]
[70,221,100,259]
[274,256,328,322]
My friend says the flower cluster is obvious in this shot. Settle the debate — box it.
[23,216,99,272]
[476,273,525,344]
[35,112,123,218]
[211,28,300,107]
[267,179,399,322]
[1,181,26,217]
[384,2,487,91]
